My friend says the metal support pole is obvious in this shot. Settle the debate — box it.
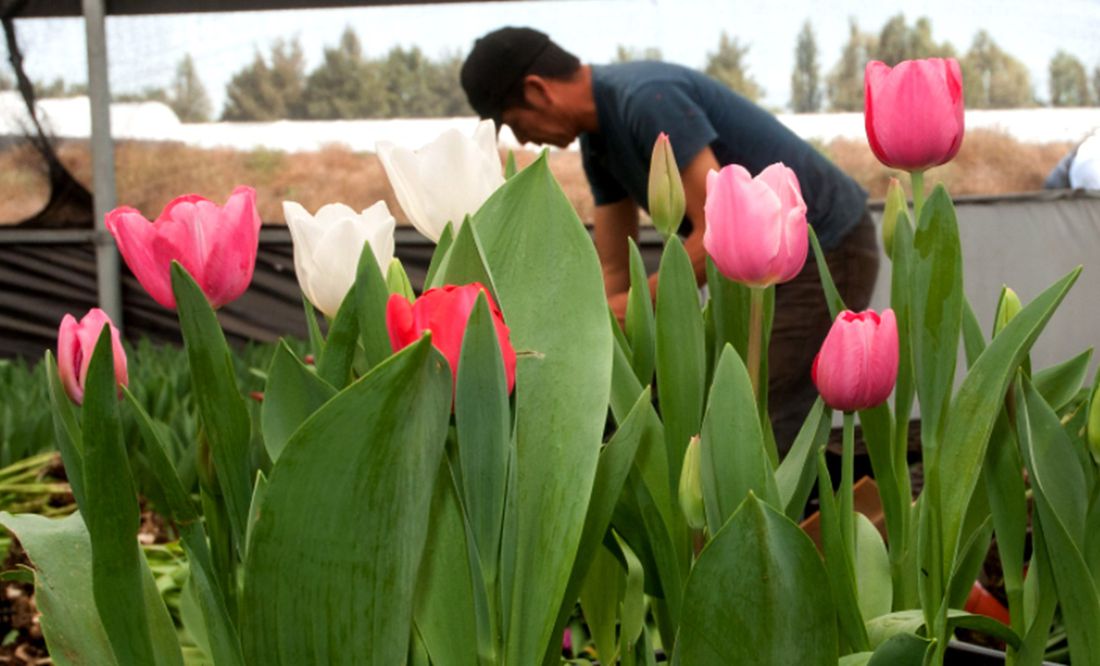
[82,0,123,329]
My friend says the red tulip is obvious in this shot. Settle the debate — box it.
[703,162,808,288]
[386,283,516,394]
[106,186,262,309]
[57,308,128,405]
[812,309,898,412]
[865,58,964,171]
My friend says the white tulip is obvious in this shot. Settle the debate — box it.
[283,200,396,318]
[377,119,505,242]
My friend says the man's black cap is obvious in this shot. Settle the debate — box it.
[461,27,552,125]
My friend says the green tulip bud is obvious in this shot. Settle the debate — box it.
[881,177,909,260]
[648,132,686,240]
[1088,384,1100,466]
[993,286,1022,338]
[679,435,706,530]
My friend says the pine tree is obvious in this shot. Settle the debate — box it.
[303,27,388,119]
[1048,50,1092,107]
[960,31,1033,109]
[168,54,212,122]
[873,14,955,65]
[826,19,876,111]
[222,37,308,120]
[789,21,821,113]
[704,32,763,102]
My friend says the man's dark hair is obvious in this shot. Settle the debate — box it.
[461,27,581,124]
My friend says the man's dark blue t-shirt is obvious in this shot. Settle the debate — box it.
[580,61,868,251]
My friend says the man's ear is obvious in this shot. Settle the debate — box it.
[522,75,554,108]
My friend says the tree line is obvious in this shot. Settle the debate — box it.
[12,16,1099,121]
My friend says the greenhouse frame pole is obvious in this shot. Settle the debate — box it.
[82,0,123,329]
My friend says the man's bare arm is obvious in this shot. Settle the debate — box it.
[593,197,639,297]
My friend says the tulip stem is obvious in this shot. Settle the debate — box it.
[747,287,765,401]
[841,411,856,560]
[909,170,925,221]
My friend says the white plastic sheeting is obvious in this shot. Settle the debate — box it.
[1,91,1097,153]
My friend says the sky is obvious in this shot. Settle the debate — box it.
[4,0,1100,113]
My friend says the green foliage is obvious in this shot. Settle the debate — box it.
[222,38,307,121]
[168,54,212,122]
[1049,50,1094,107]
[790,21,822,112]
[872,15,955,66]
[826,18,876,111]
[704,32,764,102]
[961,31,1035,109]
[224,27,472,120]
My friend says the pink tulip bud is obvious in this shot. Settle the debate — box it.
[812,309,898,412]
[105,186,262,309]
[386,283,517,395]
[703,162,808,288]
[56,308,128,405]
[865,58,964,171]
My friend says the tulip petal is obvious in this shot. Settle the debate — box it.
[200,186,261,309]
[106,207,179,309]
[377,141,441,242]
[56,314,83,404]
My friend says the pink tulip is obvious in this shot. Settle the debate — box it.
[812,309,898,412]
[105,186,262,309]
[386,283,516,395]
[703,162,808,287]
[57,308,128,405]
[865,58,964,171]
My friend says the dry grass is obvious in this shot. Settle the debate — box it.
[0,129,1075,226]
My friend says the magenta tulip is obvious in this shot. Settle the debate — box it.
[703,162,808,288]
[812,309,898,412]
[105,186,262,309]
[57,308,128,405]
[865,58,964,171]
[386,283,517,395]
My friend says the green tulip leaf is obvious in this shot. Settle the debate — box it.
[316,284,360,388]
[856,513,893,621]
[261,340,337,463]
[816,450,870,652]
[678,494,838,665]
[386,257,416,300]
[625,238,656,387]
[302,296,326,361]
[542,386,649,666]
[932,267,1080,600]
[0,513,136,666]
[699,344,779,533]
[866,609,1020,651]
[1017,377,1100,665]
[352,237,393,370]
[441,215,498,297]
[470,152,613,664]
[1033,348,1093,412]
[867,633,932,666]
[43,351,85,509]
[455,293,511,594]
[655,235,706,487]
[981,412,1027,634]
[579,544,626,664]
[241,337,452,664]
[775,398,831,521]
[808,225,846,319]
[909,185,963,450]
[414,462,478,666]
[111,405,235,666]
[171,262,253,552]
[83,329,180,666]
[423,221,455,289]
